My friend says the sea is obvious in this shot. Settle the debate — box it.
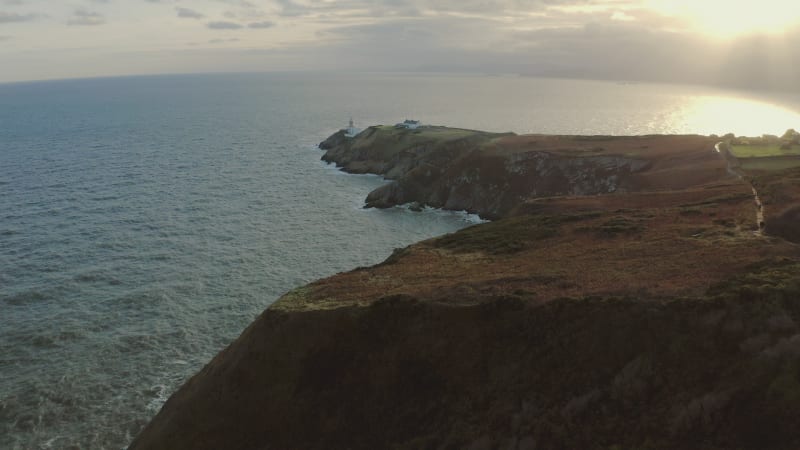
[1,72,800,449]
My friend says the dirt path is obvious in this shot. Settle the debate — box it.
[715,142,765,235]
[752,186,765,233]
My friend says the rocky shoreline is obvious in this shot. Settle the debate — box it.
[131,126,800,450]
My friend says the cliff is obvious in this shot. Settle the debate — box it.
[321,126,724,219]
[131,126,800,450]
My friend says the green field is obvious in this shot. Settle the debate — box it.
[740,157,800,172]
[374,125,497,142]
[730,144,800,158]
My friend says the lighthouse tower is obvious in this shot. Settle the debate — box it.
[345,117,360,137]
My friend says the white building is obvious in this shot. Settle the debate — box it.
[395,119,421,130]
[344,117,361,137]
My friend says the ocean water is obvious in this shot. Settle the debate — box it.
[1,73,799,449]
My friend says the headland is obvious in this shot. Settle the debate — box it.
[131,125,800,450]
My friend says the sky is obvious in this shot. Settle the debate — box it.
[1,0,800,89]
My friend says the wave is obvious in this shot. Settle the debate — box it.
[2,289,49,306]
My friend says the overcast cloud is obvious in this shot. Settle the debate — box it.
[66,9,105,26]
[207,20,243,29]
[0,11,38,23]
[177,7,205,19]
[0,0,798,91]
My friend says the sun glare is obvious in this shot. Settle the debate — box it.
[679,96,800,137]
[648,0,800,37]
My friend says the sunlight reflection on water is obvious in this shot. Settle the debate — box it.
[677,95,800,136]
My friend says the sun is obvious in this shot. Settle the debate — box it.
[647,0,800,37]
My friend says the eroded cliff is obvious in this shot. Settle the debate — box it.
[321,126,722,219]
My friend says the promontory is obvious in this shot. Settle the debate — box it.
[131,125,800,450]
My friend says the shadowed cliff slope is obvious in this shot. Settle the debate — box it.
[130,287,800,450]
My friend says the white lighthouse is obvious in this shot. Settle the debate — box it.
[345,117,361,138]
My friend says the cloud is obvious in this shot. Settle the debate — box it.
[0,11,38,23]
[310,10,800,92]
[248,20,274,29]
[207,20,243,29]
[176,7,204,19]
[209,37,240,44]
[2,0,799,93]
[216,0,258,8]
[218,0,266,20]
[269,0,620,20]
[271,0,416,18]
[67,9,105,26]
[611,11,635,21]
[275,0,307,17]
[307,16,693,81]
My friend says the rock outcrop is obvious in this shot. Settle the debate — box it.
[318,129,348,150]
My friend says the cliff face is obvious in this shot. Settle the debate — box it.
[131,126,800,450]
[130,285,800,450]
[320,126,720,219]
[364,151,646,219]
